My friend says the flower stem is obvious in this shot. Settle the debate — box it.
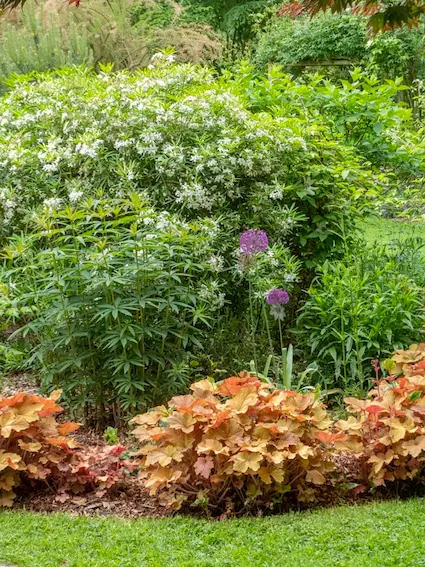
[278,318,284,352]
[248,279,258,371]
[263,304,278,382]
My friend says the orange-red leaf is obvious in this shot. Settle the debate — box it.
[58,422,80,436]
[315,431,346,444]
[218,375,261,396]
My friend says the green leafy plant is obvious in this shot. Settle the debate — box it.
[253,13,366,73]
[280,344,293,390]
[297,244,425,391]
[0,279,36,378]
[8,194,219,427]
[104,427,119,446]
[253,12,425,87]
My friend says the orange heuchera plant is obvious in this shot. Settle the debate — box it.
[132,373,335,512]
[0,390,134,507]
[335,344,425,488]
[391,343,425,375]
[0,390,79,506]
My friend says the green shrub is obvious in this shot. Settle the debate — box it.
[253,12,425,86]
[253,13,366,72]
[365,27,425,86]
[232,65,425,218]
[7,194,222,426]
[0,280,35,377]
[296,243,425,392]
[0,63,374,268]
[0,1,93,90]
[130,0,175,28]
[233,65,410,161]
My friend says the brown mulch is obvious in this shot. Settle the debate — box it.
[333,452,363,483]
[14,480,375,520]
[1,372,40,397]
[14,480,170,519]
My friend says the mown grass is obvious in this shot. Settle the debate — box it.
[361,216,425,245]
[1,499,425,566]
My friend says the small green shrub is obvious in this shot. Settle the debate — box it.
[232,65,425,219]
[8,194,221,426]
[297,244,425,391]
[130,0,175,28]
[233,65,410,162]
[253,13,366,72]
[253,12,425,86]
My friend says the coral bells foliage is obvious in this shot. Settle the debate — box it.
[132,373,334,512]
[0,391,133,507]
[335,344,425,489]
[53,444,136,503]
[0,390,78,506]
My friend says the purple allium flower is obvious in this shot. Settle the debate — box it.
[266,288,289,305]
[240,229,269,256]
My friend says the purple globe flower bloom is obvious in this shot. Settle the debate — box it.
[266,288,289,305]
[240,229,269,256]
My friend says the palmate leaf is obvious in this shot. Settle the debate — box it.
[279,0,425,30]
[194,456,214,479]
[134,373,335,511]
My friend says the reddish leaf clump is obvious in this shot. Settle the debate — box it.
[0,391,134,506]
[132,373,335,513]
[335,344,425,487]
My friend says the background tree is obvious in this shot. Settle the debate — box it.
[280,0,425,31]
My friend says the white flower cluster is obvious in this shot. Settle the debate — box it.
[199,282,226,310]
[0,187,16,225]
[208,254,225,273]
[148,52,176,69]
[0,64,306,228]
[43,197,63,211]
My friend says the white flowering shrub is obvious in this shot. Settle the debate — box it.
[0,63,374,265]
[0,62,382,405]
[6,194,222,424]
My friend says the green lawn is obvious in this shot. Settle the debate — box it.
[361,216,425,245]
[1,499,425,567]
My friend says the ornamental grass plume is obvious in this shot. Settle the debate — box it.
[240,229,268,255]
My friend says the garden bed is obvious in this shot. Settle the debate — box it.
[4,345,425,518]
